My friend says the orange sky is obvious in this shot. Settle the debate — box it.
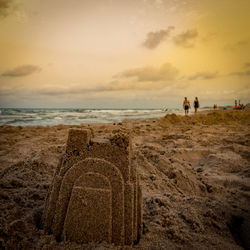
[0,0,249,108]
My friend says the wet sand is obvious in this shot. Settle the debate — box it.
[0,110,249,249]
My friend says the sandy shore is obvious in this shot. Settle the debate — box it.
[0,110,249,249]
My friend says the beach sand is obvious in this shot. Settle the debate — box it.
[0,110,249,249]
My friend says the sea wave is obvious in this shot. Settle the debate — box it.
[0,108,185,126]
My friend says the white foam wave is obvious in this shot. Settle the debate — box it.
[0,108,185,126]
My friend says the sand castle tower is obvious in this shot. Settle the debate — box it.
[43,129,142,245]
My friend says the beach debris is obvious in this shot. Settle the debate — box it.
[43,129,142,245]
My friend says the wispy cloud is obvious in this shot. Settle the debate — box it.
[38,81,174,97]
[154,0,163,7]
[188,68,250,80]
[36,86,95,96]
[1,65,42,77]
[142,26,175,49]
[24,63,179,96]
[117,63,179,82]
[225,40,249,51]
[0,0,14,18]
[244,62,250,68]
[201,32,217,43]
[188,71,218,80]
[173,29,198,48]
[230,70,250,77]
[103,80,167,91]
[34,83,157,97]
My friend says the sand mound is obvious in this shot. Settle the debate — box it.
[0,159,52,249]
[0,110,249,249]
[161,110,250,126]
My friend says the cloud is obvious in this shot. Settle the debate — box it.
[173,29,198,48]
[228,63,250,77]
[37,85,118,96]
[33,63,179,97]
[1,65,42,77]
[117,63,179,82]
[201,32,217,43]
[34,83,134,97]
[188,71,219,81]
[230,70,250,77]
[37,81,170,97]
[143,26,175,49]
[0,0,13,18]
[103,80,167,91]
[244,62,250,68]
[0,0,28,23]
[154,0,163,6]
[225,40,249,51]
[37,86,91,96]
[1,62,179,98]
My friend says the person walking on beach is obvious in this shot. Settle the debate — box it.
[193,97,200,113]
[183,97,190,115]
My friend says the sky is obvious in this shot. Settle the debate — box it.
[0,0,250,108]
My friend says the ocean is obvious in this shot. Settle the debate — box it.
[0,108,187,126]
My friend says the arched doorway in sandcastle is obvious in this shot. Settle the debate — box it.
[56,158,124,244]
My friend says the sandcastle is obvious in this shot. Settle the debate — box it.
[43,129,142,245]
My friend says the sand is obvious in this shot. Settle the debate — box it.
[0,109,249,249]
[44,129,142,245]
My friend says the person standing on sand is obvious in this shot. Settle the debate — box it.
[193,97,200,113]
[235,100,238,109]
[183,97,190,115]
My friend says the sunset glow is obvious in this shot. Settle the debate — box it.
[0,0,249,108]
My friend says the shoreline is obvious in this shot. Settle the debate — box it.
[0,109,248,128]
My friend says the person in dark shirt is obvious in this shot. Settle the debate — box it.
[193,97,200,113]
